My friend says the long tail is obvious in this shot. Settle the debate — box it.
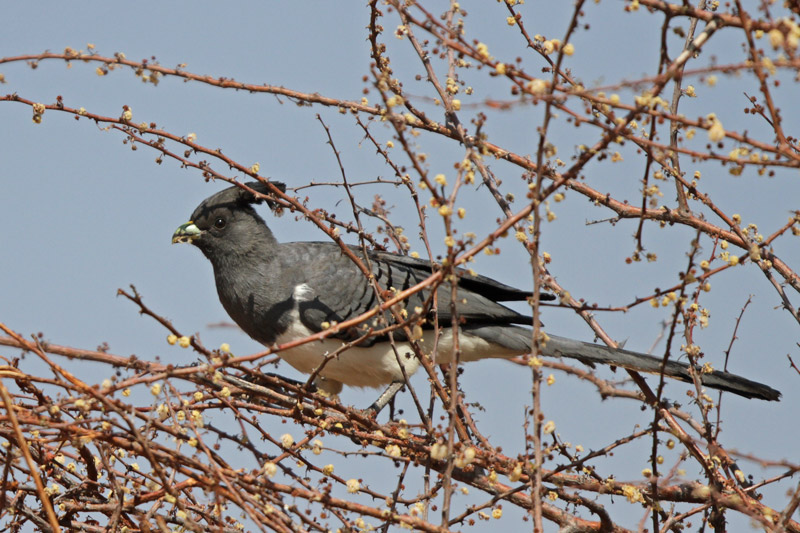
[544,334,781,401]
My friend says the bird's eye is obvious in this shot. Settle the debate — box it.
[213,217,226,230]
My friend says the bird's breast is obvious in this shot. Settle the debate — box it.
[213,268,292,346]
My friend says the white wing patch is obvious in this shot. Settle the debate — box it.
[292,283,315,302]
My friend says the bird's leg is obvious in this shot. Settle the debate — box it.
[388,392,399,420]
[366,381,406,416]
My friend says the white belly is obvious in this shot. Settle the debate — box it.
[274,309,523,393]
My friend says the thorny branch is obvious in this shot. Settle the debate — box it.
[1,1,800,532]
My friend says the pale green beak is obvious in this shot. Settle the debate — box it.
[172,222,202,244]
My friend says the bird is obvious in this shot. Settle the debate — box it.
[172,180,781,408]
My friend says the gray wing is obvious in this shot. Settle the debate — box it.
[280,243,539,344]
[370,250,555,303]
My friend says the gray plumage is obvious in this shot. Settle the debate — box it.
[172,181,780,402]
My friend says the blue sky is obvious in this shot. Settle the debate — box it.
[1,2,798,531]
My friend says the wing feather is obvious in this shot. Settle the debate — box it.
[279,243,537,344]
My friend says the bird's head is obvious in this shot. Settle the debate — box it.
[172,181,286,258]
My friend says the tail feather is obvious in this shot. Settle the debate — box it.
[544,334,781,402]
[460,325,780,401]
